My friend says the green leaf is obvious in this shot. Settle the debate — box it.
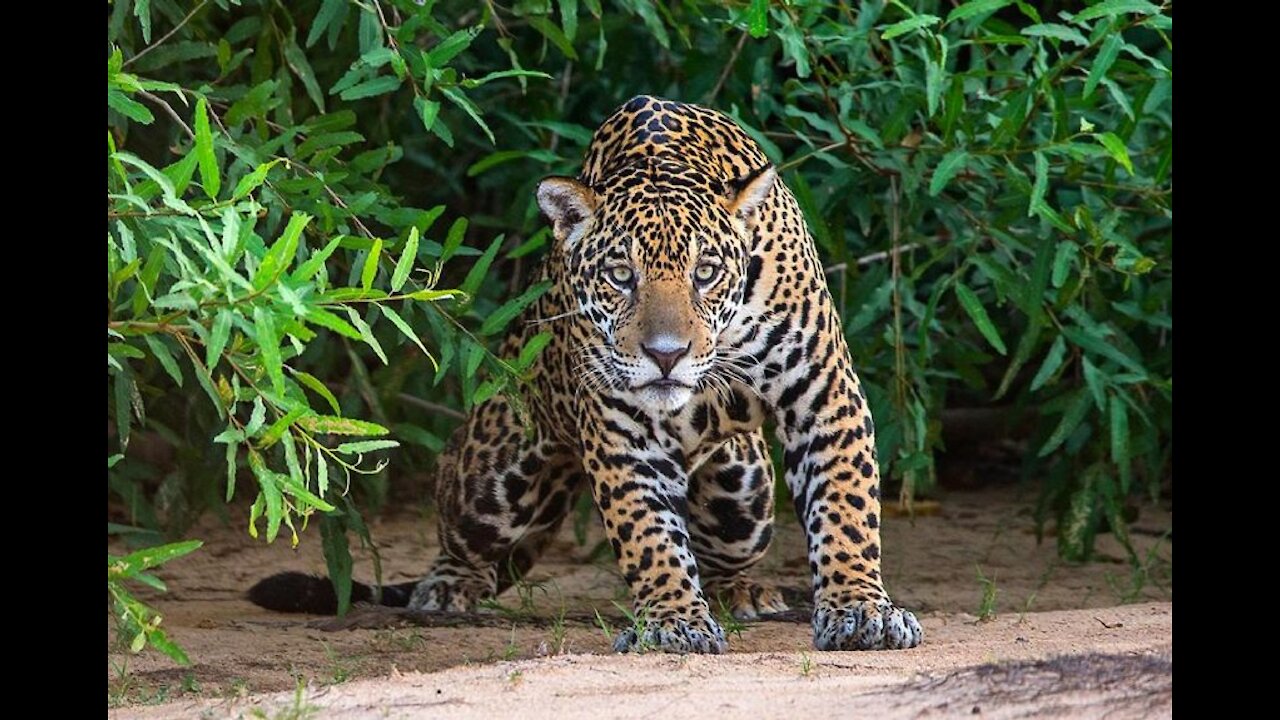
[460,69,554,89]
[324,287,389,302]
[1093,132,1134,175]
[113,369,135,450]
[1039,390,1092,457]
[466,149,560,177]
[248,453,284,543]
[358,6,382,54]
[297,415,391,436]
[108,89,154,124]
[1082,356,1108,411]
[1058,470,1098,561]
[115,153,173,199]
[254,213,311,291]
[1062,326,1145,375]
[391,228,418,292]
[396,423,445,452]
[946,0,1014,24]
[480,280,553,336]
[1051,242,1077,288]
[560,0,580,41]
[1074,0,1161,22]
[1028,151,1049,217]
[415,96,441,133]
[628,0,670,49]
[1021,23,1088,45]
[201,310,231,372]
[431,115,455,146]
[994,320,1042,400]
[316,450,330,498]
[344,307,388,365]
[339,76,401,101]
[320,514,353,615]
[929,149,968,196]
[188,352,226,420]
[881,14,941,40]
[361,239,383,291]
[1101,77,1135,121]
[746,0,769,37]
[193,97,220,199]
[440,87,494,145]
[440,218,469,264]
[517,331,555,371]
[258,406,312,449]
[293,238,343,283]
[279,474,334,511]
[143,335,183,387]
[244,397,267,437]
[427,26,483,67]
[225,440,238,502]
[109,540,202,579]
[133,0,152,42]
[253,306,285,395]
[1083,32,1122,99]
[284,30,326,113]
[307,0,347,48]
[1110,394,1131,492]
[954,282,1007,355]
[294,370,342,415]
[232,159,283,200]
[526,14,580,59]
[335,439,401,454]
[380,304,436,369]
[460,235,504,300]
[409,288,463,302]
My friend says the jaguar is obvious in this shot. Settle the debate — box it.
[251,95,923,653]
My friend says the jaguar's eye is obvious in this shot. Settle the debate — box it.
[693,262,721,287]
[607,265,635,288]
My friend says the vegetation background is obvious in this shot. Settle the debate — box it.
[107,0,1172,663]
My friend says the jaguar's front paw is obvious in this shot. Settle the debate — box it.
[812,601,922,651]
[612,613,727,654]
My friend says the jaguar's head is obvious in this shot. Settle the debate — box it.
[537,159,776,413]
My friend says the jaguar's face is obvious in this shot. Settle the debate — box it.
[538,161,775,412]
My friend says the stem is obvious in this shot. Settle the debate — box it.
[124,0,211,68]
[888,176,913,512]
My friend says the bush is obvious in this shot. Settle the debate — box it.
[107,0,1172,662]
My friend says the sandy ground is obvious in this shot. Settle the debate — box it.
[107,485,1172,717]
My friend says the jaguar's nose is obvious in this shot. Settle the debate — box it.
[642,340,691,377]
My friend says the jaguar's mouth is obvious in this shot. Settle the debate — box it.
[633,378,696,413]
[639,379,693,390]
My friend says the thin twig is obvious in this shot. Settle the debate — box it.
[396,393,467,420]
[888,175,913,511]
[123,0,210,68]
[823,238,943,274]
[705,30,749,105]
[548,61,574,155]
[137,90,194,139]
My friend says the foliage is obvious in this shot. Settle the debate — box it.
[107,0,1171,661]
[108,537,203,663]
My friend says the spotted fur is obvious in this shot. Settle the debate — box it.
[251,95,922,653]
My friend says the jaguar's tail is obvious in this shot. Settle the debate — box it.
[247,571,418,614]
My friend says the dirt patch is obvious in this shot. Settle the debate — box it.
[107,485,1171,715]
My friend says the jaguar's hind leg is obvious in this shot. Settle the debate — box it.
[409,396,582,612]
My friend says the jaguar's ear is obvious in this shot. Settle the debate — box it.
[725,165,777,220]
[537,176,598,249]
